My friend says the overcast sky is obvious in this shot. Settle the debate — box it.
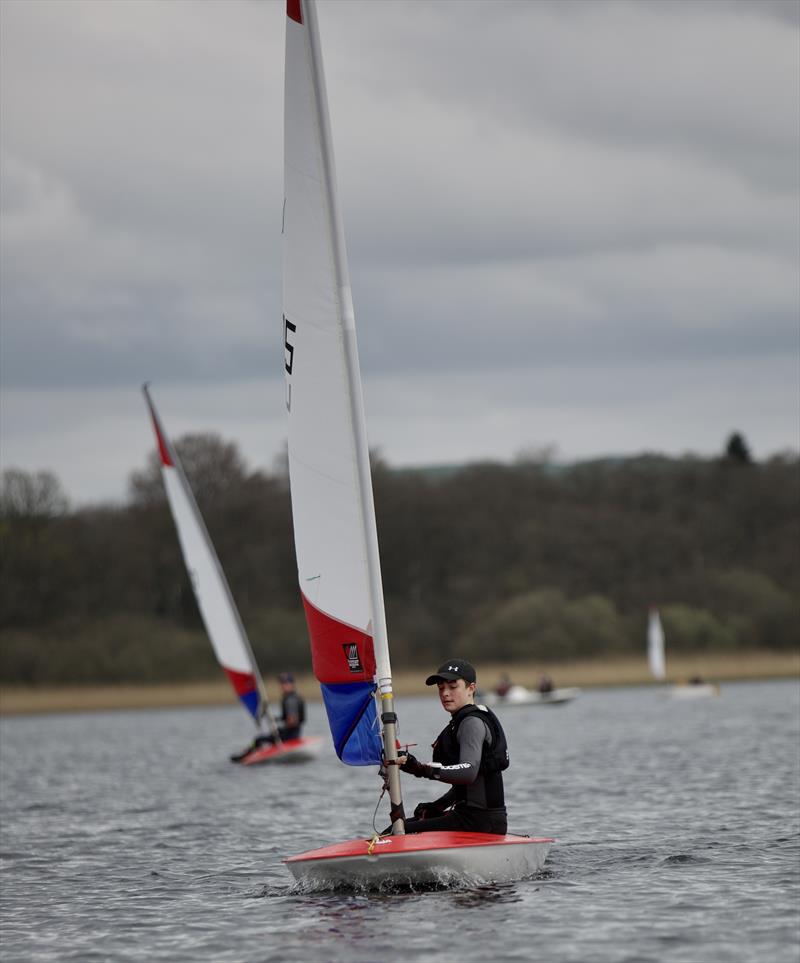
[1,0,798,507]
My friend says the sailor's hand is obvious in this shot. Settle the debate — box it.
[381,751,407,770]
[402,753,435,778]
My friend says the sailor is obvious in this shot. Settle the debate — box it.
[396,658,508,835]
[230,672,306,762]
[538,673,553,694]
[273,671,305,741]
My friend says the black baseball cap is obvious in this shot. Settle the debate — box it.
[425,659,476,686]
[278,672,294,683]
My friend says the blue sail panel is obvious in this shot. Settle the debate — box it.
[320,682,382,765]
[222,667,262,722]
[239,689,262,722]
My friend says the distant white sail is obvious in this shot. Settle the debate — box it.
[648,607,666,681]
[142,385,265,724]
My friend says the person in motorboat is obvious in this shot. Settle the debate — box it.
[230,672,306,762]
[495,672,512,698]
[538,673,553,694]
[393,658,509,835]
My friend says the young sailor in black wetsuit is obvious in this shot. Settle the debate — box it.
[396,658,508,835]
[272,672,305,741]
[230,672,306,762]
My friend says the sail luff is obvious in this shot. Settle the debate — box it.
[142,384,278,735]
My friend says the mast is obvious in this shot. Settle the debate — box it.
[299,0,404,831]
[142,384,280,741]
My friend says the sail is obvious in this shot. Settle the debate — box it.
[282,0,386,766]
[142,385,265,724]
[647,607,666,681]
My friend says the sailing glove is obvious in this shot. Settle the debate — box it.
[413,801,444,819]
[402,753,437,779]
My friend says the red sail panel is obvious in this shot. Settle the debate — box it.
[301,592,376,684]
[287,0,302,24]
[223,666,257,697]
[144,394,174,467]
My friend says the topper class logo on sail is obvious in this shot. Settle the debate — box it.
[283,315,296,411]
[343,643,364,674]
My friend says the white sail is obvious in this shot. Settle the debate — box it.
[142,385,266,724]
[647,607,666,682]
[284,0,383,668]
[283,0,402,811]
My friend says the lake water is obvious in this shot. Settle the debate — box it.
[1,679,798,963]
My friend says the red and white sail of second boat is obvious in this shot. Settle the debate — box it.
[143,386,326,763]
[143,384,269,726]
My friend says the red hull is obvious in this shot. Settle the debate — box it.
[284,831,554,886]
[240,735,323,765]
[285,831,553,862]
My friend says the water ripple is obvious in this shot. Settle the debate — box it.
[1,680,798,963]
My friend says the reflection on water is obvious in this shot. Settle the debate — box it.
[1,681,798,963]
[449,881,525,907]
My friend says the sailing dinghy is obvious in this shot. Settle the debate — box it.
[671,679,720,699]
[142,385,322,764]
[648,606,719,699]
[280,0,552,886]
[482,685,581,708]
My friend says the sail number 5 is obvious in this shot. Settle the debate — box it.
[284,314,296,410]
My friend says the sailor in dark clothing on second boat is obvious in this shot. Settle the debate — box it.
[394,658,509,836]
[230,672,306,762]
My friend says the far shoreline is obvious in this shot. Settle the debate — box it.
[1,651,797,717]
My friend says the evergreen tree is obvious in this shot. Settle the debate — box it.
[725,432,752,465]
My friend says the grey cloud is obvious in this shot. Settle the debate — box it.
[1,1,282,388]
[327,0,798,194]
[1,0,797,503]
[351,245,796,380]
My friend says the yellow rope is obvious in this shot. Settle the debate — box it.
[367,834,380,855]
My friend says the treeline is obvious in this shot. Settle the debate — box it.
[1,434,797,685]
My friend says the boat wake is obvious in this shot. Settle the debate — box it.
[287,864,552,895]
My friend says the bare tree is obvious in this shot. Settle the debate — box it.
[129,433,250,507]
[0,469,69,518]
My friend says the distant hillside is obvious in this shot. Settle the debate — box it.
[1,438,797,685]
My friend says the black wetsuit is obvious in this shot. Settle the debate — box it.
[403,704,508,835]
[231,692,306,760]
[257,691,305,744]
[278,691,304,740]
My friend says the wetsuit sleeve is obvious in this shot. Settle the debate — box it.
[429,716,487,786]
